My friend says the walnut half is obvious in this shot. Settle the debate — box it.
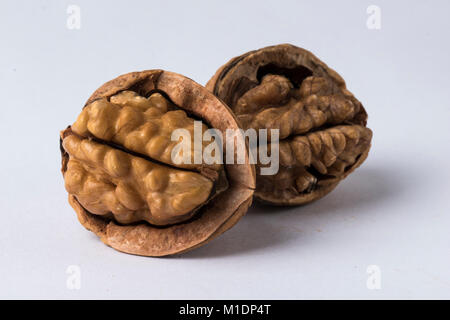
[206,44,372,206]
[60,70,255,256]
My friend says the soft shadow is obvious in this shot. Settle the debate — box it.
[253,165,408,216]
[176,211,297,259]
[179,166,410,259]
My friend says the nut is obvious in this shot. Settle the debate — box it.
[206,44,372,205]
[60,70,255,256]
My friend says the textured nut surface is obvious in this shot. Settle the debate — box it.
[207,44,372,205]
[60,70,255,256]
[63,134,213,225]
[72,90,220,173]
[65,89,221,226]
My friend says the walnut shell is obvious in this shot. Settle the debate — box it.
[60,70,255,256]
[206,44,372,206]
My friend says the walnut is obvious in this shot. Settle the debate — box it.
[206,44,372,205]
[60,70,255,256]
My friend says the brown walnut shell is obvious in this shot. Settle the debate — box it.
[60,70,255,256]
[206,44,372,206]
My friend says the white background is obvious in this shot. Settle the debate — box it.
[1,0,449,299]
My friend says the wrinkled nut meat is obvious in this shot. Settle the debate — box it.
[207,44,372,205]
[60,70,255,256]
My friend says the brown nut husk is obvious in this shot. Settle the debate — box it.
[206,44,372,206]
[60,70,255,256]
